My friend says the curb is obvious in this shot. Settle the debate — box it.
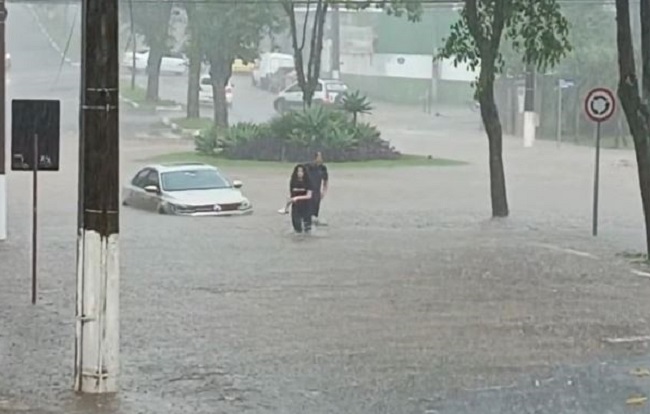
[160,116,201,139]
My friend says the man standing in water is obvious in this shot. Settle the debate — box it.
[306,151,329,225]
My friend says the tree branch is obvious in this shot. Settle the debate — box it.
[641,0,650,101]
[490,0,507,55]
[616,0,638,90]
[299,0,312,52]
[465,0,484,48]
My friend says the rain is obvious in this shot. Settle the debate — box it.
[1,0,650,413]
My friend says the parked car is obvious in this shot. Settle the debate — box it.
[122,163,253,216]
[198,75,233,108]
[273,79,348,113]
[251,52,294,90]
[121,50,188,75]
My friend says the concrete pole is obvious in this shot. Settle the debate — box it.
[74,0,120,394]
[0,0,7,242]
[330,4,340,80]
[556,79,563,146]
[523,63,536,147]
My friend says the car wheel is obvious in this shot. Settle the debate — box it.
[157,204,167,215]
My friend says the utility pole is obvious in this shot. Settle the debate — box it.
[0,0,7,242]
[75,0,120,394]
[330,3,340,80]
[523,62,536,148]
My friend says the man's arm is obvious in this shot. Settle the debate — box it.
[321,165,329,195]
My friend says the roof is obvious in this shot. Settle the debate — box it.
[147,162,219,173]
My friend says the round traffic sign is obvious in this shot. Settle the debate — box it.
[584,87,616,122]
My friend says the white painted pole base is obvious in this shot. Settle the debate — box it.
[523,111,536,148]
[75,230,119,393]
[523,111,536,147]
[0,175,6,241]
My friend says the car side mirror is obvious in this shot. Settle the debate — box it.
[144,185,159,194]
[232,180,243,189]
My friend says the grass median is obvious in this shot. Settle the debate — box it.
[149,151,467,169]
[120,81,178,109]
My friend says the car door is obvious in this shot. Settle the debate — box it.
[283,83,303,107]
[199,76,213,102]
[140,169,162,211]
[125,168,151,209]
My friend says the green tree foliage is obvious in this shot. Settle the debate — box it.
[437,0,571,217]
[194,0,278,127]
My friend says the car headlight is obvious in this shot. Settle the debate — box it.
[239,199,252,210]
[165,202,188,212]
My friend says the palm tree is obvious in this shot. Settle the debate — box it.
[339,90,373,124]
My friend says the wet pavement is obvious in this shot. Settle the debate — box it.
[3,3,650,413]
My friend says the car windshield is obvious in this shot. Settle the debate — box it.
[161,169,230,191]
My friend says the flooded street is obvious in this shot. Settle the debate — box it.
[2,3,650,414]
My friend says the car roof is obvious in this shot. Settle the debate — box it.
[144,162,219,173]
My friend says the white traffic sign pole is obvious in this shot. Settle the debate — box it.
[584,87,616,237]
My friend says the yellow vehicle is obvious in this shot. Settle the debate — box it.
[231,58,254,73]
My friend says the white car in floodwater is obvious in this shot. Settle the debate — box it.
[122,50,188,75]
[122,163,253,216]
[199,75,234,108]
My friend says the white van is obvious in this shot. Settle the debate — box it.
[251,53,294,90]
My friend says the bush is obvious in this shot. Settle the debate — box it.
[194,106,400,162]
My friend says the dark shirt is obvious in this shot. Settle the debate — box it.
[306,162,328,193]
[290,178,311,204]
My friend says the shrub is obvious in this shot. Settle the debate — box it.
[194,126,219,155]
[338,90,373,124]
[194,107,400,162]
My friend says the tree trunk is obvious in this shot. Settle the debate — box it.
[187,52,201,119]
[145,44,164,101]
[185,3,201,119]
[466,0,509,218]
[284,2,309,107]
[303,0,328,108]
[479,76,510,217]
[209,57,231,128]
[615,0,650,254]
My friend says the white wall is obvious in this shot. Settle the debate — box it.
[340,53,478,82]
[438,58,479,82]
[340,53,432,79]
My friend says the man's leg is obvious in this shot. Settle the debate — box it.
[311,192,321,223]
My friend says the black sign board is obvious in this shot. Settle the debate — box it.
[11,99,61,171]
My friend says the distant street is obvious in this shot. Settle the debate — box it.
[125,69,278,124]
[2,4,650,414]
